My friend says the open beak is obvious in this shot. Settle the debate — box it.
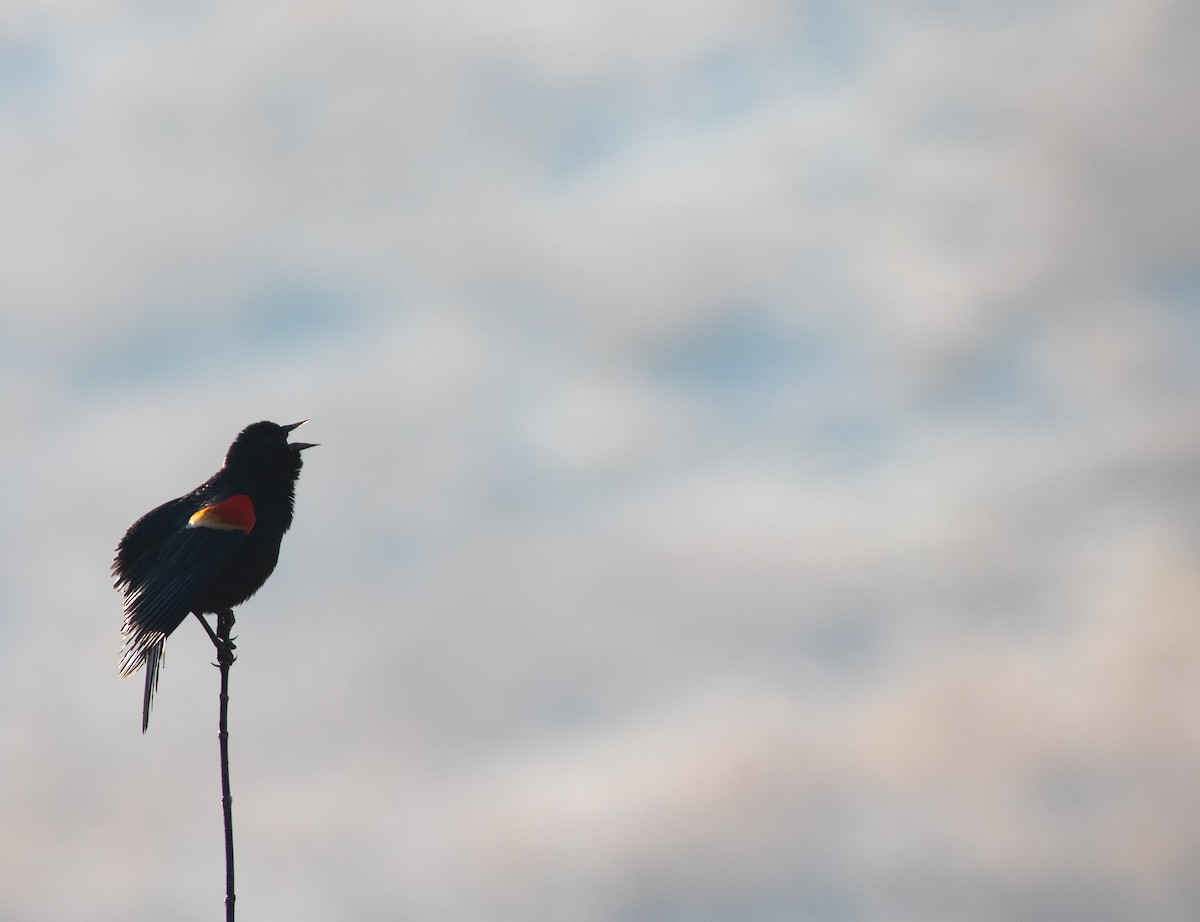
[283,420,319,451]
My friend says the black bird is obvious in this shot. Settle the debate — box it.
[114,420,316,731]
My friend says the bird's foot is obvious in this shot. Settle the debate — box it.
[197,609,239,667]
[215,609,237,667]
[213,634,238,668]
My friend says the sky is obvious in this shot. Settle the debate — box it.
[1,0,1199,920]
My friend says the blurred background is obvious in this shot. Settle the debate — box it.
[1,0,1199,919]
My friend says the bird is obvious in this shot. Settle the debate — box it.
[114,420,316,731]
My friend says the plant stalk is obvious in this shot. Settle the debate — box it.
[216,609,237,922]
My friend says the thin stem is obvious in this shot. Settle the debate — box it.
[215,609,237,922]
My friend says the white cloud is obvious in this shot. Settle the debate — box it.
[0,0,1198,919]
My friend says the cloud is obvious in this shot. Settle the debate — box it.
[0,0,1198,919]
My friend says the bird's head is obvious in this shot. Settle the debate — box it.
[224,420,318,479]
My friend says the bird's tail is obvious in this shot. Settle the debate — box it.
[140,642,163,733]
[119,632,165,733]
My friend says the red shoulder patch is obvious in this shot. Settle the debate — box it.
[188,495,256,533]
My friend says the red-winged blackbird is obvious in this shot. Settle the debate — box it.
[114,420,316,731]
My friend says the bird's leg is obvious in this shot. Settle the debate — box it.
[194,611,221,646]
[194,610,237,666]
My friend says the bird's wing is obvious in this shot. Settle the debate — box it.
[115,495,253,677]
